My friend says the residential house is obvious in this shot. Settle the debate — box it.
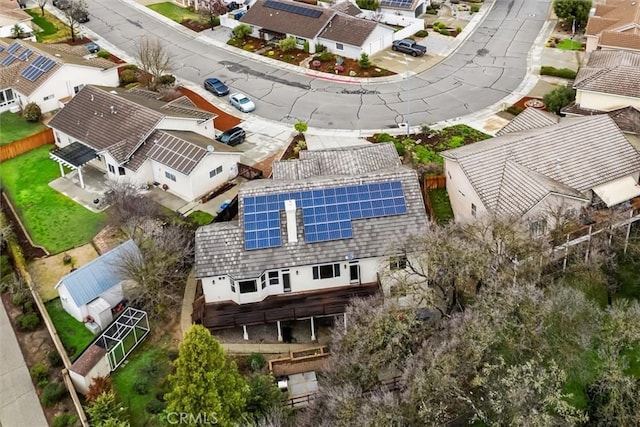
[377,0,429,19]
[441,110,640,227]
[585,0,640,53]
[237,0,395,58]
[55,240,140,332]
[0,0,34,40]
[193,143,429,339]
[47,85,243,203]
[0,38,119,113]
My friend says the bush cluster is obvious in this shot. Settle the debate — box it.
[96,50,110,59]
[146,399,166,414]
[53,414,77,427]
[471,5,480,12]
[48,350,63,368]
[540,66,577,79]
[41,382,67,407]
[17,312,40,331]
[30,363,49,385]
[22,102,41,122]
[249,352,266,372]
[119,69,137,85]
[414,30,429,37]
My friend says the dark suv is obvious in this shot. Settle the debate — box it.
[216,127,246,146]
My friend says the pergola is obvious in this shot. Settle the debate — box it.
[97,307,150,371]
[49,142,97,189]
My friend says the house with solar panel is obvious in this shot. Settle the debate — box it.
[55,240,140,333]
[193,143,429,340]
[236,0,396,58]
[0,38,118,113]
[47,85,242,203]
[377,0,429,19]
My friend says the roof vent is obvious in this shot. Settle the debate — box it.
[55,53,61,57]
[284,199,298,243]
[90,94,94,101]
[207,145,215,153]
[110,106,117,114]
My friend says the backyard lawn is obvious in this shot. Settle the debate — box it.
[24,8,70,42]
[187,210,214,226]
[147,2,202,23]
[0,145,107,253]
[46,298,95,361]
[428,188,454,224]
[556,39,583,50]
[0,112,47,146]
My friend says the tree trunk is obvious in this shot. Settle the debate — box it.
[40,6,45,16]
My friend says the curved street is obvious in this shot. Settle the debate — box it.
[83,0,551,130]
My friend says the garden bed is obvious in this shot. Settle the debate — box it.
[262,47,312,66]
[309,54,395,78]
[147,2,213,32]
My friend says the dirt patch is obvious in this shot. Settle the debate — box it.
[512,96,547,111]
[1,192,47,260]
[92,225,127,255]
[262,47,312,66]
[181,19,214,32]
[28,244,100,302]
[178,86,241,131]
[309,54,395,78]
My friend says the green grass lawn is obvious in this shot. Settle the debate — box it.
[0,112,47,146]
[147,2,203,23]
[187,210,215,226]
[24,8,70,42]
[24,8,57,36]
[556,39,583,50]
[0,145,107,253]
[428,188,454,224]
[112,342,173,426]
[45,298,95,361]
[614,256,640,300]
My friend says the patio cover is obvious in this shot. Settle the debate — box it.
[592,176,640,207]
[50,142,97,168]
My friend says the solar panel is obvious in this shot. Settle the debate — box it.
[20,56,56,82]
[41,58,56,71]
[243,196,283,250]
[32,55,46,67]
[0,46,4,52]
[264,0,322,18]
[380,0,413,7]
[7,42,20,54]
[18,49,32,60]
[1,55,17,66]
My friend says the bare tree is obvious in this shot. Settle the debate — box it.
[63,0,88,42]
[35,0,48,16]
[104,181,159,237]
[198,0,227,31]
[135,36,173,91]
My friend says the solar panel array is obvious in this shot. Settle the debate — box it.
[7,42,20,54]
[264,0,323,18]
[1,55,17,66]
[20,55,56,82]
[2,44,36,67]
[380,0,413,8]
[242,181,407,250]
[18,49,32,60]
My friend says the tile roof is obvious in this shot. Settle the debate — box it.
[318,13,378,47]
[112,87,216,121]
[442,114,640,216]
[586,0,640,37]
[70,344,107,376]
[0,0,31,22]
[573,49,640,98]
[56,240,140,307]
[195,144,428,279]
[562,103,640,134]
[240,0,335,39]
[599,30,640,50]
[330,1,362,16]
[48,85,164,163]
[496,107,559,136]
[0,38,115,96]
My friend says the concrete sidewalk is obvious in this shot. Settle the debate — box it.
[0,302,48,427]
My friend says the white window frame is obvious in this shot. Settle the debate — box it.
[312,263,341,280]
[165,171,177,182]
[209,165,223,178]
[336,43,344,50]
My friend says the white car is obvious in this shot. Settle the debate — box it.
[229,93,255,113]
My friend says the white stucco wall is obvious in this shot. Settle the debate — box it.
[585,35,599,52]
[186,153,241,202]
[361,25,395,55]
[156,117,217,138]
[27,65,118,113]
[576,90,640,111]
[524,193,588,231]
[443,158,487,222]
[0,22,33,39]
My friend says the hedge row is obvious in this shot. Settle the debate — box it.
[540,66,577,79]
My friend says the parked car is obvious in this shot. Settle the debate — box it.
[84,42,100,54]
[229,93,255,113]
[391,39,427,57]
[216,126,246,146]
[204,78,229,97]
[53,0,71,9]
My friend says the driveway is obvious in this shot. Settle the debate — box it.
[80,0,551,130]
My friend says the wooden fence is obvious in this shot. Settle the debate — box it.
[424,174,446,190]
[0,128,54,162]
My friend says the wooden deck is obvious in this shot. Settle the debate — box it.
[195,282,380,330]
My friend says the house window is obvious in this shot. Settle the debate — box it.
[73,84,85,94]
[43,94,54,101]
[312,263,340,280]
[296,37,305,46]
[471,203,476,218]
[459,190,465,197]
[118,166,126,176]
[260,273,266,289]
[238,280,257,294]
[231,282,236,293]
[390,255,408,270]
[108,164,115,174]
[0,88,15,107]
[336,43,344,50]
[209,166,223,178]
[165,171,176,182]
[529,218,547,236]
[268,271,279,285]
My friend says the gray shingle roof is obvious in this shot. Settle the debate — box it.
[496,107,559,136]
[318,13,378,47]
[573,50,640,99]
[56,240,140,307]
[562,103,640,134]
[442,114,640,215]
[195,144,428,279]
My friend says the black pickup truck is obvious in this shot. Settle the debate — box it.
[391,39,427,57]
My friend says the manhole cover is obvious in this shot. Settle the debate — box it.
[524,99,545,109]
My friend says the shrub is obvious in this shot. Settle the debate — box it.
[303,40,310,53]
[232,23,252,40]
[121,64,138,71]
[358,52,371,69]
[12,290,29,307]
[86,376,112,402]
[249,352,266,373]
[23,299,35,314]
[119,69,137,85]
[356,0,378,10]
[540,66,577,79]
[96,50,110,59]
[140,359,160,377]
[124,82,139,89]
[48,350,63,368]
[53,414,77,427]
[376,133,397,143]
[319,51,332,62]
[30,363,49,384]
[277,37,296,53]
[158,74,176,86]
[22,102,41,122]
[41,382,67,407]
[294,121,308,134]
[432,21,441,28]
[146,399,166,414]
[456,26,463,33]
[134,378,149,395]
[471,5,480,12]
[439,29,451,36]
[505,105,524,116]
[168,349,179,361]
[315,43,326,52]
[1,255,12,279]
[415,29,428,37]
[17,312,40,331]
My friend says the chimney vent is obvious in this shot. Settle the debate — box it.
[110,106,116,114]
[285,199,298,243]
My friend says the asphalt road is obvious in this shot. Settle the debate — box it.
[83,0,551,130]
